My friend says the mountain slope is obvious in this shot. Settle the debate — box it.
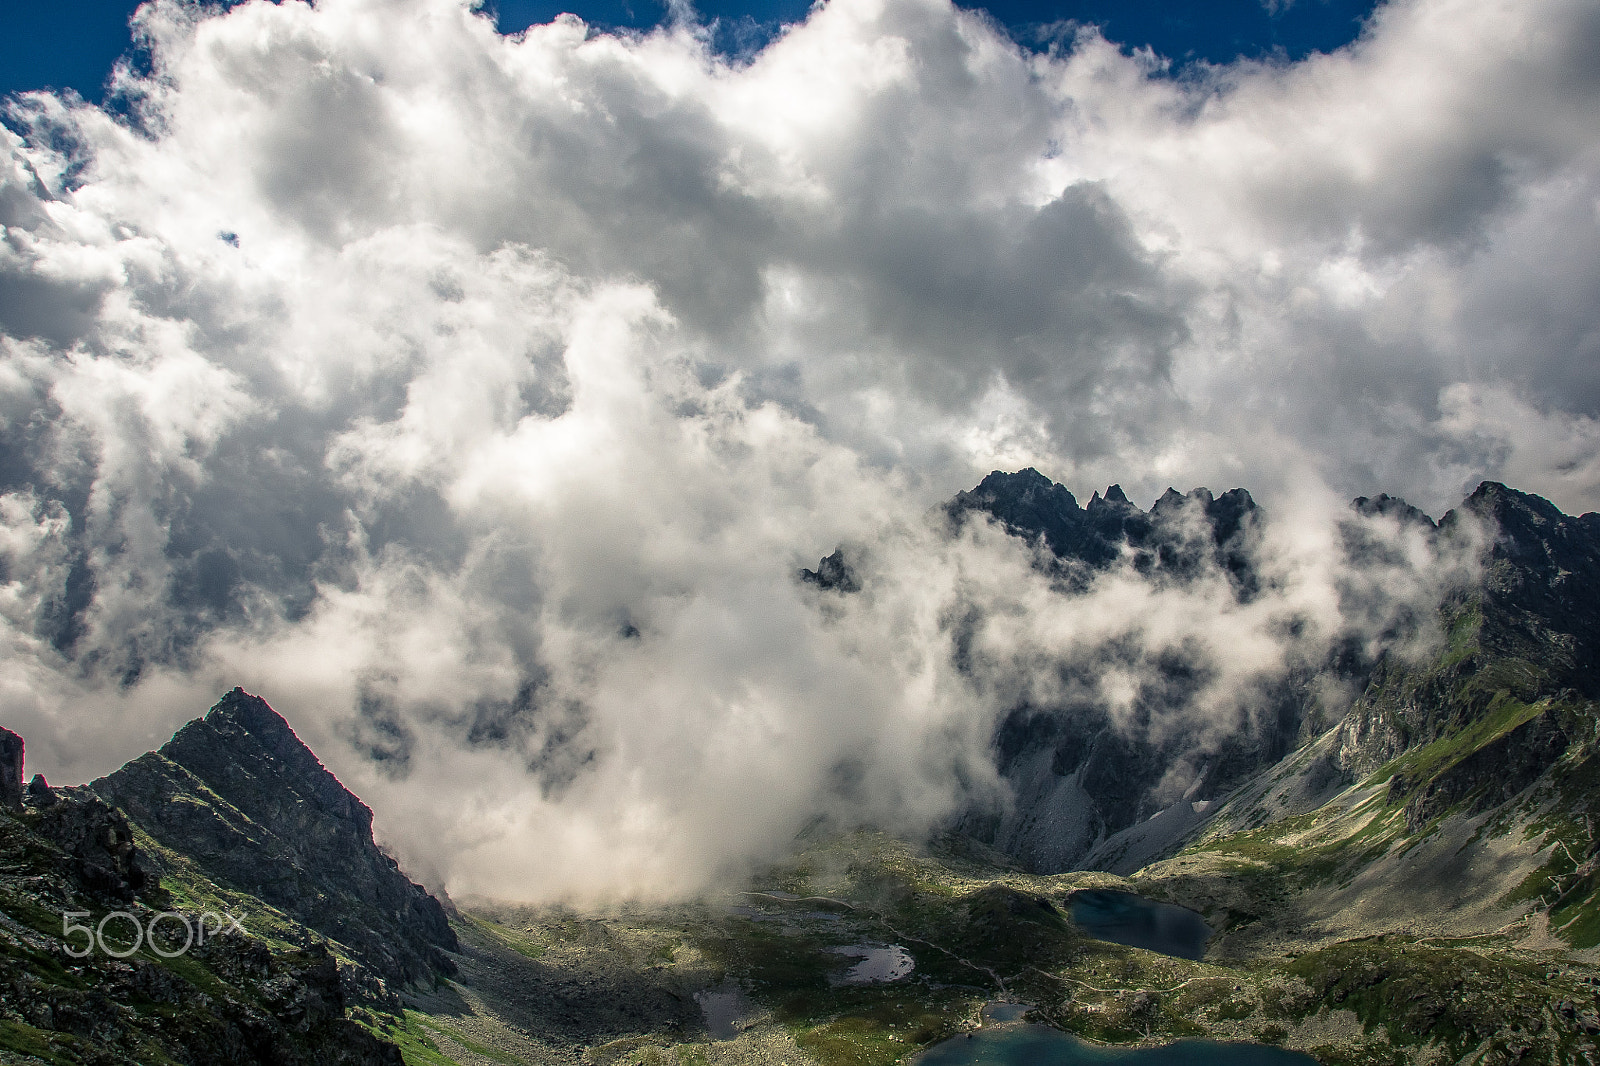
[1136,482,1600,960]
[93,688,459,994]
[0,726,405,1066]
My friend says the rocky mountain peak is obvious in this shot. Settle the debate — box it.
[162,686,376,837]
[958,469,1084,543]
[1352,492,1437,529]
[800,547,861,592]
[1205,487,1256,538]
[95,689,458,990]
[1443,481,1600,696]
[1086,485,1137,514]
[947,469,1262,594]
[1151,486,1188,515]
[1453,480,1598,566]
[1,719,403,1064]
[204,686,310,755]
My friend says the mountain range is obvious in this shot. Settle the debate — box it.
[921,471,1600,891]
[2,470,1599,1065]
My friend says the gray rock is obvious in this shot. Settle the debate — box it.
[26,778,154,901]
[0,725,20,808]
[26,771,56,807]
[800,548,861,592]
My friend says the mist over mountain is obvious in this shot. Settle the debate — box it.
[7,471,1597,1063]
[4,1,1600,1061]
[932,470,1598,878]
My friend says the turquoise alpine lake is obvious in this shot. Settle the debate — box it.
[914,1022,1321,1065]
[1067,889,1213,960]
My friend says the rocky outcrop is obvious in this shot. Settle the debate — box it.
[800,547,861,592]
[94,688,458,989]
[947,468,1264,597]
[24,781,157,903]
[0,726,21,809]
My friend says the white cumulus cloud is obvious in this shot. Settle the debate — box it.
[0,0,1595,899]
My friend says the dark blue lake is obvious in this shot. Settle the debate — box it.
[915,1023,1320,1066]
[1068,890,1213,960]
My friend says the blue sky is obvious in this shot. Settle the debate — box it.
[4,0,1378,103]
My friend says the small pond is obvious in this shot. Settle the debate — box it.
[827,943,915,984]
[1068,890,1213,961]
[694,986,757,1040]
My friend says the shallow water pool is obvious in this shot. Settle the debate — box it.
[1068,889,1213,960]
[827,943,915,984]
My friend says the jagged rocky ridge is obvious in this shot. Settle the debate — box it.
[947,468,1264,597]
[803,470,1600,887]
[0,723,405,1066]
[93,688,459,992]
[947,470,1298,872]
[799,469,1294,872]
[980,469,1600,951]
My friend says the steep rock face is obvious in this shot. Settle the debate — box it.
[94,688,458,989]
[1458,482,1600,688]
[0,726,21,809]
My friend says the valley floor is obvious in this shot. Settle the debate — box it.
[396,829,1600,1066]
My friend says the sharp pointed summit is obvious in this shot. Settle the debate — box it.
[95,688,458,991]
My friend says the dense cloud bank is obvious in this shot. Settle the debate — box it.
[0,0,1595,898]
